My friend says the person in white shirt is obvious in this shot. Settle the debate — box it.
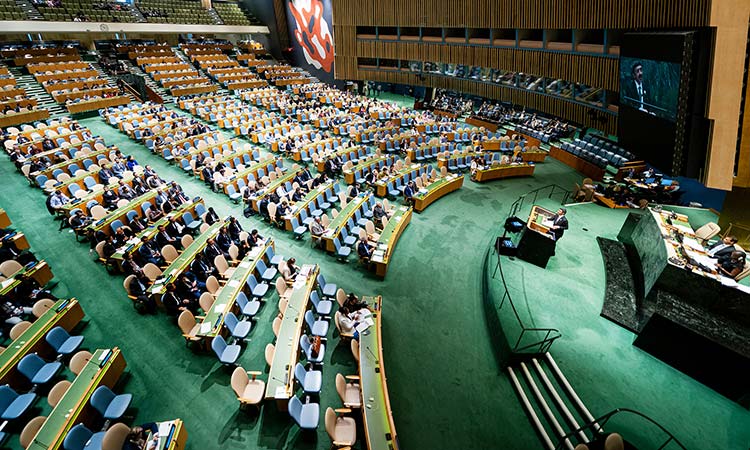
[49,190,70,210]
[336,306,370,335]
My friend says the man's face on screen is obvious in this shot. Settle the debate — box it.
[633,65,643,82]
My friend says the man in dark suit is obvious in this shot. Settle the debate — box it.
[203,238,224,262]
[622,61,650,113]
[357,238,375,267]
[138,236,163,265]
[403,181,415,206]
[707,235,738,259]
[549,208,569,241]
[155,225,178,248]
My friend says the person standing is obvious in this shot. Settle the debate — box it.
[549,208,569,241]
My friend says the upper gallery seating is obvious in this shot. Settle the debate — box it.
[0,0,27,20]
[213,1,259,25]
[37,0,137,22]
[136,0,213,24]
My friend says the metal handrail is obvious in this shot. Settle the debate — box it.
[553,408,688,450]
[508,183,571,219]
[493,243,562,354]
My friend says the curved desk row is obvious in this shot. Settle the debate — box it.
[413,174,464,212]
[358,296,399,450]
[371,206,412,278]
[473,163,536,183]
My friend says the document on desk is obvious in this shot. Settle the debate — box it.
[356,318,374,333]
[227,280,240,288]
[239,261,252,269]
[213,303,226,313]
[682,237,704,252]
[199,323,211,334]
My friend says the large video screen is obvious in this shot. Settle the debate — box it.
[619,57,681,122]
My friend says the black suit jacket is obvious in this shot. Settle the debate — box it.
[708,242,735,259]
[550,214,569,240]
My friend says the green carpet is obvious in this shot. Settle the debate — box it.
[0,96,747,450]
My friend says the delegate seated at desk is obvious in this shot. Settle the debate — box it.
[707,235,738,259]
[715,251,746,279]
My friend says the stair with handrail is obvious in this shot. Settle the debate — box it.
[509,352,600,450]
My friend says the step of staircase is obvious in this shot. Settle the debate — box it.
[9,67,67,117]
[127,4,147,22]
[15,0,44,20]
[508,352,601,450]
[207,8,223,25]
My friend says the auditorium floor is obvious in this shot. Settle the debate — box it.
[0,108,747,450]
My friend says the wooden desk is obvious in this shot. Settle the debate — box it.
[0,299,83,386]
[35,70,98,82]
[27,348,126,450]
[195,240,272,340]
[343,156,390,185]
[59,175,135,215]
[221,158,277,195]
[413,175,464,212]
[371,207,412,278]
[374,165,423,198]
[66,96,130,114]
[465,116,499,132]
[249,172,296,211]
[322,195,370,252]
[111,199,203,263]
[517,205,557,268]
[0,260,54,298]
[4,232,30,251]
[282,182,334,231]
[0,109,49,128]
[315,147,367,173]
[148,220,227,297]
[264,265,319,406]
[473,164,535,183]
[171,84,218,97]
[0,208,9,228]
[35,147,110,180]
[549,145,605,181]
[84,189,160,236]
[358,296,399,450]
[147,420,188,450]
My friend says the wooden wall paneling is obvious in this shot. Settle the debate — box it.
[333,0,712,29]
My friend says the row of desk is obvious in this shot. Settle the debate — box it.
[322,194,371,252]
[370,206,412,277]
[413,174,465,212]
[195,240,272,341]
[149,220,227,297]
[473,163,536,183]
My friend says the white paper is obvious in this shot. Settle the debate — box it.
[227,280,240,288]
[239,261,252,269]
[274,386,287,398]
[199,323,211,333]
[213,303,226,313]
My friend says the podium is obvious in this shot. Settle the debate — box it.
[517,205,557,268]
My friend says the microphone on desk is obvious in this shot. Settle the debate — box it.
[366,346,379,364]
[271,376,286,384]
